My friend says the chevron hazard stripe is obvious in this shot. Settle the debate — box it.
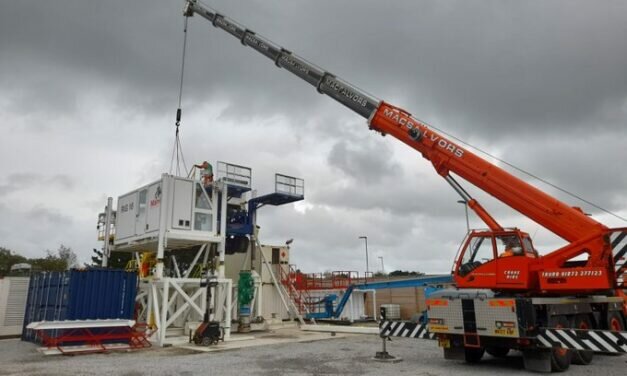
[379,321,436,339]
[537,328,627,353]
[610,229,627,287]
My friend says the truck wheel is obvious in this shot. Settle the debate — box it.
[549,315,572,372]
[570,315,593,365]
[606,311,625,331]
[604,311,626,357]
[464,347,485,363]
[201,336,212,346]
[486,346,509,358]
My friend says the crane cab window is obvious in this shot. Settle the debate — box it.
[496,234,538,258]
[458,235,495,276]
[496,235,524,257]
[522,237,539,257]
[463,236,495,264]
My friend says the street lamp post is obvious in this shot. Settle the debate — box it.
[457,200,470,232]
[358,236,369,282]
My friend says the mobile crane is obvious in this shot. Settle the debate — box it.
[182,1,626,371]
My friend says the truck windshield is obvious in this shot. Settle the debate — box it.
[461,236,494,264]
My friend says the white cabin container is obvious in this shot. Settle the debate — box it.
[113,174,220,252]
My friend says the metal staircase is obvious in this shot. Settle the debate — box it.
[255,239,310,325]
[279,265,310,314]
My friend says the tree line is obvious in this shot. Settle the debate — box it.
[0,245,78,277]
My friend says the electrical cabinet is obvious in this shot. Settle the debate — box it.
[225,245,290,321]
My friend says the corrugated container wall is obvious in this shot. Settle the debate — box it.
[0,277,30,337]
[21,268,137,342]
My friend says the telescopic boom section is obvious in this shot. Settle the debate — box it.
[183,1,606,245]
[183,1,380,119]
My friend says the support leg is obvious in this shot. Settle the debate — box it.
[373,336,402,363]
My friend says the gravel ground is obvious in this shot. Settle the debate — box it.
[0,335,625,375]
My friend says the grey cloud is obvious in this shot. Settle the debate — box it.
[489,131,627,213]
[327,138,401,184]
[258,203,473,274]
[0,173,74,195]
[27,206,73,226]
[3,0,626,139]
[0,204,75,258]
[0,1,181,118]
[47,175,74,190]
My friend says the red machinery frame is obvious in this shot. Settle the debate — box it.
[32,323,151,355]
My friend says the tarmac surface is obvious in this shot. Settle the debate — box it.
[0,331,625,375]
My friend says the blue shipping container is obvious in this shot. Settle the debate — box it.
[21,268,137,342]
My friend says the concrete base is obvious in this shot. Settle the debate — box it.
[268,321,298,330]
[300,324,378,335]
[175,327,350,353]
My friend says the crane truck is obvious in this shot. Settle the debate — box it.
[182,1,627,372]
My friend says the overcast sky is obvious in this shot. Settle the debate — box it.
[1,0,626,274]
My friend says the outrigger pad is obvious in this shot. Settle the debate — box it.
[372,351,403,363]
[522,349,552,373]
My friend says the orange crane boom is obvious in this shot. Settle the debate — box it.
[182,1,626,295]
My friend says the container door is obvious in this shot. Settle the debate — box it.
[115,192,137,241]
[172,179,193,229]
[135,188,148,236]
[145,182,162,234]
[192,182,213,232]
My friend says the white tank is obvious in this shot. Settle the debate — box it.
[381,304,401,320]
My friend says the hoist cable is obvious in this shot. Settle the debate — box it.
[177,16,189,110]
[176,134,189,175]
[170,16,190,176]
